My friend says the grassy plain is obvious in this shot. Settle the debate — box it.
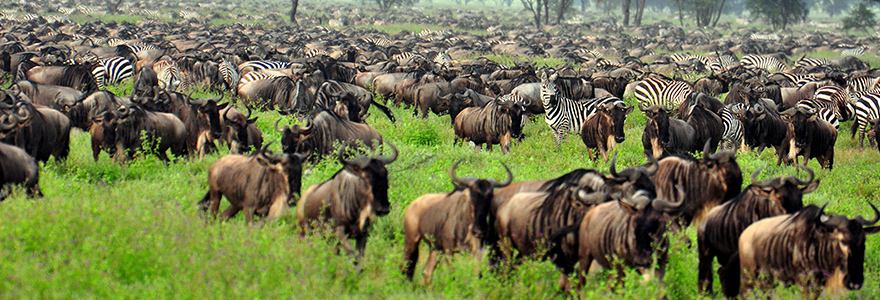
[2,80,880,298]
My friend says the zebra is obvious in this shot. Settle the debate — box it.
[237,71,280,87]
[740,54,787,73]
[237,61,292,76]
[123,43,159,54]
[539,71,605,146]
[105,38,126,47]
[817,107,840,130]
[794,56,829,68]
[391,52,426,65]
[431,51,454,68]
[153,60,182,92]
[361,37,392,47]
[840,46,867,57]
[633,77,693,112]
[770,72,820,88]
[219,60,239,92]
[92,57,133,89]
[796,99,841,129]
[179,11,201,20]
[847,75,880,93]
[851,92,880,148]
[720,103,745,151]
[813,86,856,121]
[58,7,76,15]
[304,49,328,58]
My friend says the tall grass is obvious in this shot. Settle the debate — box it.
[2,81,880,298]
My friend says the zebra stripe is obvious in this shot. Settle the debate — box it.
[431,51,454,67]
[847,75,880,93]
[720,103,745,151]
[391,52,426,65]
[814,86,855,121]
[794,56,829,68]
[816,108,840,130]
[304,49,328,58]
[238,72,279,87]
[179,10,200,20]
[841,47,866,57]
[633,77,692,111]
[540,77,609,145]
[92,57,133,89]
[852,92,880,147]
[239,61,291,73]
[741,54,787,73]
[154,60,182,91]
[219,60,239,92]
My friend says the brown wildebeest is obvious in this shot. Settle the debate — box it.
[297,143,398,266]
[198,143,308,224]
[727,204,880,298]
[580,97,632,161]
[402,159,512,284]
[453,99,525,154]
[0,118,42,200]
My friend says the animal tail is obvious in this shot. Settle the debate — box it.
[371,99,396,123]
[851,117,859,139]
[720,251,741,298]
[197,191,212,211]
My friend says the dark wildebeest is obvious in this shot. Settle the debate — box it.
[642,105,697,158]
[198,143,308,224]
[101,103,187,162]
[0,123,42,200]
[576,184,685,289]
[316,80,395,123]
[0,101,71,163]
[238,76,314,114]
[297,143,398,265]
[9,80,81,112]
[736,99,789,154]
[403,160,512,284]
[277,110,383,160]
[580,97,632,161]
[493,156,659,290]
[650,145,743,228]
[23,64,99,92]
[453,99,525,154]
[726,204,880,298]
[780,107,837,169]
[220,106,263,154]
[697,166,818,295]
[413,77,474,118]
[678,93,725,154]
[145,90,228,160]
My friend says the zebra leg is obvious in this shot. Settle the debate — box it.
[553,130,565,147]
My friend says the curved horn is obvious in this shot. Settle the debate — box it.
[222,107,233,124]
[259,141,273,156]
[0,115,17,131]
[217,92,224,102]
[243,105,252,119]
[751,166,765,184]
[609,152,619,177]
[855,202,880,226]
[274,118,287,133]
[653,185,686,212]
[487,163,513,188]
[644,154,659,176]
[187,89,195,100]
[448,158,469,187]
[792,164,815,186]
[701,139,712,160]
[377,141,398,165]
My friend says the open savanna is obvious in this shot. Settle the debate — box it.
[3,80,880,299]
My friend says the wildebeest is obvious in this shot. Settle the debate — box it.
[403,159,512,283]
[697,166,818,295]
[737,99,788,154]
[576,185,685,288]
[726,204,880,298]
[101,103,187,162]
[9,80,81,112]
[642,105,697,158]
[198,143,308,224]
[221,105,263,154]
[0,101,71,163]
[297,143,398,265]
[278,110,383,160]
[650,145,742,228]
[0,131,42,200]
[580,97,632,161]
[780,107,837,169]
[23,64,99,92]
[238,76,314,114]
[453,99,524,154]
[413,77,474,118]
[146,90,227,159]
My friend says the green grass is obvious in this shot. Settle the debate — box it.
[3,79,880,298]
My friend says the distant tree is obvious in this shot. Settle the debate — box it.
[671,0,727,27]
[105,0,126,15]
[375,0,415,10]
[290,0,299,25]
[598,0,646,26]
[816,0,853,18]
[746,0,809,30]
[842,2,876,32]
[522,0,547,29]
[555,0,576,23]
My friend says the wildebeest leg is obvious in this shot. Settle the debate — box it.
[354,232,369,269]
[403,236,420,280]
[220,205,242,221]
[586,148,595,161]
[243,206,256,225]
[576,254,593,291]
[423,251,440,286]
[335,226,357,257]
[698,244,715,294]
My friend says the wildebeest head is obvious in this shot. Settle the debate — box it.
[189,93,228,139]
[782,106,819,149]
[812,203,880,290]
[601,100,633,143]
[255,142,309,205]
[276,118,313,154]
[337,142,398,216]
[701,143,743,201]
[618,184,684,266]
[93,111,118,155]
[448,159,513,238]
[0,114,19,139]
[644,105,672,148]
[749,165,817,213]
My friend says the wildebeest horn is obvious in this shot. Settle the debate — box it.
[449,158,475,187]
[222,107,233,124]
[259,141,273,156]
[854,202,880,226]
[377,141,398,165]
[188,97,207,106]
[653,185,686,212]
[791,164,814,186]
[274,119,288,132]
[187,89,195,100]
[0,115,17,131]
[609,152,619,177]
[644,154,659,176]
[751,166,765,184]
[487,163,513,188]
[243,105,252,120]
[701,139,712,160]
[297,120,313,135]
[217,93,224,102]
[14,103,31,122]
[753,103,765,114]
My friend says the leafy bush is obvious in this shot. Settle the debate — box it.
[842,2,877,33]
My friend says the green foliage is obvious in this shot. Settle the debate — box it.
[746,0,809,30]
[842,2,877,33]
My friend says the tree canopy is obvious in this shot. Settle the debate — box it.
[746,0,809,30]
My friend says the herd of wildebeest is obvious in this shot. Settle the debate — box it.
[4,5,880,298]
